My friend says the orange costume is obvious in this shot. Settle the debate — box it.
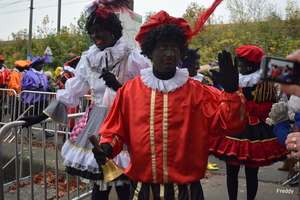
[99,69,247,184]
[8,60,30,96]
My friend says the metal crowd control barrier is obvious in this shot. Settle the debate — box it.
[0,89,91,126]
[0,113,95,200]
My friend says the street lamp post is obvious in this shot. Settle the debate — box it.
[57,0,61,33]
[27,0,34,56]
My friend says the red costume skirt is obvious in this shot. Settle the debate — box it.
[209,120,289,168]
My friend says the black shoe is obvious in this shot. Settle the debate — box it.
[27,133,36,139]
[62,135,66,143]
[45,132,54,139]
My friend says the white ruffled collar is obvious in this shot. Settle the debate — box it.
[30,68,44,75]
[0,67,4,72]
[140,68,189,93]
[239,70,261,88]
[87,40,133,71]
[13,68,26,75]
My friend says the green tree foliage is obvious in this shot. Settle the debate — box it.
[143,11,157,24]
[183,0,300,65]
[0,12,91,70]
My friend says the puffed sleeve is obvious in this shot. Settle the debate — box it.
[203,86,248,137]
[125,50,152,80]
[55,53,90,108]
[44,53,90,126]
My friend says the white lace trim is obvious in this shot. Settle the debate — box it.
[239,70,261,88]
[140,68,189,93]
[30,68,44,75]
[87,40,133,71]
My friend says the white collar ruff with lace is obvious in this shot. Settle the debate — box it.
[87,40,133,70]
[239,70,261,88]
[140,68,189,93]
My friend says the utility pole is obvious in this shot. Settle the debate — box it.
[57,0,61,33]
[27,0,34,55]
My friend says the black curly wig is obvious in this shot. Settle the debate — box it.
[181,48,200,66]
[140,24,188,59]
[85,12,123,41]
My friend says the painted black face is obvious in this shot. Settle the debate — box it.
[150,41,181,73]
[0,61,3,69]
[237,59,249,75]
[188,59,200,77]
[33,63,43,71]
[89,23,115,51]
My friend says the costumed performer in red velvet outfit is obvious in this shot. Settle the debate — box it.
[93,1,248,199]
[209,45,289,200]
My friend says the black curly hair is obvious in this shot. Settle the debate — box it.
[85,12,123,41]
[236,55,260,72]
[140,24,188,59]
[181,48,200,66]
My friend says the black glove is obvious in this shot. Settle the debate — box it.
[92,143,113,166]
[99,70,122,91]
[47,87,53,92]
[0,83,7,88]
[20,112,48,128]
[38,84,44,89]
[210,50,238,93]
[242,86,256,101]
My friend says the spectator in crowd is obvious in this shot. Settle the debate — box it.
[209,45,289,200]
[0,55,11,122]
[268,94,300,186]
[20,56,54,139]
[0,55,11,89]
[8,60,30,121]
[20,0,152,199]
[44,71,56,92]
[96,7,247,199]
[54,66,63,90]
[198,61,222,90]
[270,49,300,158]
[280,50,300,97]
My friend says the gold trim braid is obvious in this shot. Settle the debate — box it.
[133,182,142,200]
[150,90,157,183]
[163,93,169,183]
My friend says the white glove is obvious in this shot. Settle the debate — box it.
[288,111,296,121]
[266,117,274,126]
[269,102,288,124]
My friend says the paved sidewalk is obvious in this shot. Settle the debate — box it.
[201,156,299,200]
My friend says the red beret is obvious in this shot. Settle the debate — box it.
[135,10,193,47]
[135,0,224,47]
[0,55,4,61]
[235,45,265,63]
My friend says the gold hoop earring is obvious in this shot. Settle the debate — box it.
[112,34,115,40]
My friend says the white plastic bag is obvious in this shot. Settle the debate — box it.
[102,87,117,107]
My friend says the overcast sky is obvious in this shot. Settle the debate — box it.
[0,0,294,40]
